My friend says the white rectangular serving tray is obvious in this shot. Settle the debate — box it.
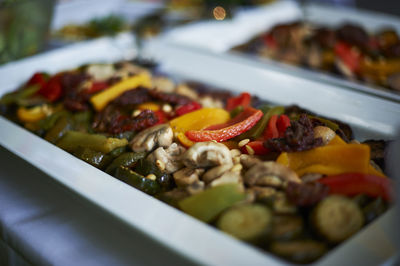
[1,36,399,266]
[158,1,400,102]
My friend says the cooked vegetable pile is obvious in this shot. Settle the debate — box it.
[234,22,400,92]
[0,61,394,263]
[52,15,129,41]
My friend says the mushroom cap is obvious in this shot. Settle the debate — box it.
[244,161,301,187]
[182,141,232,168]
[130,124,173,152]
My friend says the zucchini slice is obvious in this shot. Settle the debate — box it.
[178,184,245,223]
[271,215,304,241]
[312,195,364,243]
[217,204,272,243]
[269,240,327,264]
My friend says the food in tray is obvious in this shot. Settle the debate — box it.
[0,60,394,263]
[233,21,400,92]
[52,15,129,41]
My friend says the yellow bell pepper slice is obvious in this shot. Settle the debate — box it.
[277,143,371,177]
[328,135,386,177]
[137,102,160,111]
[327,135,346,145]
[169,108,230,147]
[90,72,152,111]
[17,105,51,123]
[367,163,386,177]
[277,134,386,177]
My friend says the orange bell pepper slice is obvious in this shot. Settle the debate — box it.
[186,107,263,142]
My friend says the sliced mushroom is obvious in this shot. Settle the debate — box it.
[336,59,355,79]
[130,124,173,152]
[183,142,232,168]
[255,175,284,188]
[209,171,242,188]
[313,126,335,145]
[173,167,204,188]
[147,142,186,174]
[153,76,175,93]
[240,154,262,169]
[86,64,115,81]
[244,161,301,188]
[301,173,324,183]
[202,164,233,184]
[198,96,223,108]
[175,84,199,100]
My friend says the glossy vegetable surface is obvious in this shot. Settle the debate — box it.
[115,166,161,195]
[178,184,246,222]
[56,131,128,153]
[186,107,263,142]
[318,173,393,202]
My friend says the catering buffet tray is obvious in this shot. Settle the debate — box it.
[159,1,400,103]
[1,37,399,266]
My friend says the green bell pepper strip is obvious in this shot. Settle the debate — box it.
[39,110,69,132]
[0,85,40,105]
[134,159,174,191]
[236,106,284,141]
[308,115,339,132]
[73,147,112,169]
[106,152,146,175]
[115,166,161,195]
[44,115,73,143]
[72,110,93,133]
[56,131,128,153]
[108,146,127,157]
[229,105,244,118]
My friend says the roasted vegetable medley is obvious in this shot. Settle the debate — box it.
[0,61,394,263]
[234,22,400,92]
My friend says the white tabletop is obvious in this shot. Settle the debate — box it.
[0,145,198,266]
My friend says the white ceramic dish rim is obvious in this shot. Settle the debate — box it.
[0,37,399,266]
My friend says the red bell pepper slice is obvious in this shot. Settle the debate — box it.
[226,92,251,111]
[154,110,168,125]
[240,140,270,155]
[205,107,257,130]
[175,101,202,116]
[27,72,47,89]
[38,75,62,102]
[264,114,291,139]
[334,41,363,73]
[264,114,279,139]
[88,81,109,94]
[186,107,263,142]
[277,114,291,137]
[318,173,394,202]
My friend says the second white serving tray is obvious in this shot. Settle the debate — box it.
[158,1,400,102]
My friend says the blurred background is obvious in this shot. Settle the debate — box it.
[0,0,399,65]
